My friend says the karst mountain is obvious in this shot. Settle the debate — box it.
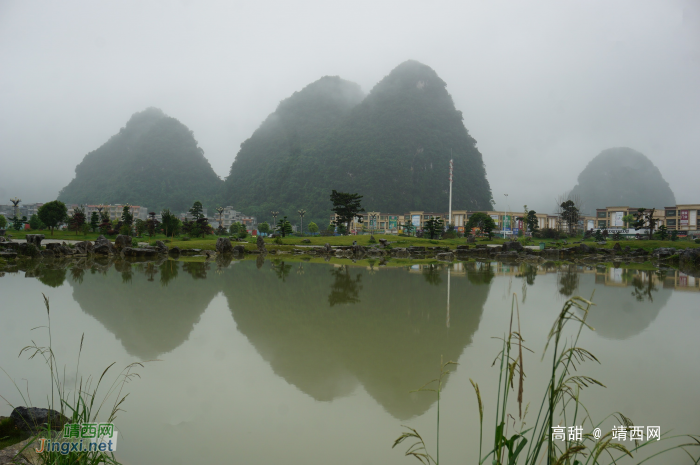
[224,60,493,224]
[569,147,676,212]
[58,107,222,212]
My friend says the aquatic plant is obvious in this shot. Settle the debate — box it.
[393,295,700,464]
[1,294,147,464]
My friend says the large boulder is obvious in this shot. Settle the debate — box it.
[233,245,246,255]
[577,243,593,254]
[391,247,410,258]
[216,237,233,254]
[40,249,55,258]
[121,247,159,257]
[93,244,111,255]
[114,235,132,250]
[501,241,524,252]
[169,246,181,256]
[652,247,677,259]
[436,252,455,261]
[256,235,266,252]
[678,248,700,269]
[155,240,168,254]
[26,234,45,248]
[11,407,68,433]
[74,241,94,255]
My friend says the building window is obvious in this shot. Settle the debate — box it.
[598,220,607,228]
[597,211,606,218]
[666,210,676,217]
[667,219,676,226]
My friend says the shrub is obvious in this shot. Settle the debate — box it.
[695,238,700,244]
[238,230,248,240]
[119,224,132,235]
[535,228,560,240]
[131,239,139,247]
[181,236,191,241]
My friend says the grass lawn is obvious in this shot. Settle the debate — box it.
[6,229,698,253]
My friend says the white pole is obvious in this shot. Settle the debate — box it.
[503,193,508,239]
[446,266,451,328]
[448,156,453,226]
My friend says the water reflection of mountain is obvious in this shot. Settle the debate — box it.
[58,256,491,419]
[571,269,671,340]
[221,261,491,420]
[67,259,224,359]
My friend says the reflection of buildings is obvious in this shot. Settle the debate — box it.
[593,267,699,292]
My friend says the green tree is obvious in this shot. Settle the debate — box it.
[189,201,205,221]
[161,209,179,237]
[12,215,26,231]
[276,217,293,237]
[0,214,6,229]
[524,210,539,235]
[466,212,496,239]
[135,218,147,237]
[423,216,444,240]
[229,222,242,235]
[121,205,134,227]
[622,214,636,228]
[560,200,579,235]
[330,190,364,234]
[633,208,658,240]
[656,224,668,240]
[89,212,99,232]
[402,219,415,236]
[68,206,86,235]
[307,222,319,235]
[29,214,45,230]
[37,200,68,236]
[670,229,678,241]
[258,222,270,235]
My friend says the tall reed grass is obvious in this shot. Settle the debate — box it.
[394,295,700,464]
[1,294,147,464]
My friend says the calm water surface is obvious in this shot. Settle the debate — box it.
[1,257,699,464]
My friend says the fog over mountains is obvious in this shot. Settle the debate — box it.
[2,1,699,212]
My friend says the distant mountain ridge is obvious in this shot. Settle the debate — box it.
[58,61,494,222]
[224,60,493,225]
[570,147,676,212]
[58,107,222,212]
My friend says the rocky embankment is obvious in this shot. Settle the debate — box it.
[1,235,699,276]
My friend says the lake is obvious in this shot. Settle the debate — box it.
[1,256,699,464]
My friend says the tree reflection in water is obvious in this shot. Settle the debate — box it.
[630,270,664,302]
[328,265,362,306]
[159,260,179,287]
[271,260,292,282]
[558,265,580,296]
[183,261,209,279]
[422,264,442,286]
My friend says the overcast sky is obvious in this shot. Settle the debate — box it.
[1,0,698,214]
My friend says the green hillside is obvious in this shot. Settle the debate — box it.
[224,61,493,227]
[569,147,676,212]
[58,107,222,212]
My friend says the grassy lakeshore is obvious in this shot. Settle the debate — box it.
[5,230,699,253]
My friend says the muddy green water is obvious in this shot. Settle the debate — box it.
[1,258,699,464]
